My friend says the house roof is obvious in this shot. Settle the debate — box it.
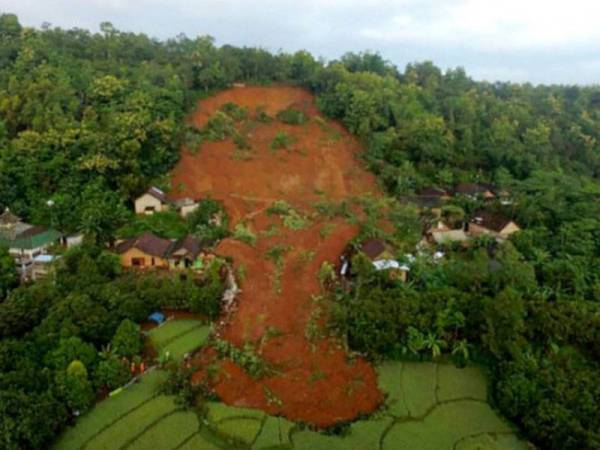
[116,232,173,258]
[471,210,516,232]
[0,208,20,225]
[454,183,495,196]
[170,235,206,259]
[432,229,469,244]
[418,187,449,197]
[144,187,168,203]
[116,232,209,259]
[0,226,61,250]
[173,198,197,208]
[360,239,388,260]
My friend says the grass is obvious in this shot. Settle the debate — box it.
[85,396,178,450]
[436,364,488,402]
[253,416,295,449]
[148,319,211,362]
[401,362,438,417]
[382,401,518,450]
[54,370,167,450]
[56,362,524,450]
[216,418,263,445]
[127,411,199,450]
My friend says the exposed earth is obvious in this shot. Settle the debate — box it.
[170,86,383,427]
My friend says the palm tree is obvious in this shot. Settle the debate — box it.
[451,339,471,361]
[424,332,446,359]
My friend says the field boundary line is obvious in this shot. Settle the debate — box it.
[155,323,208,348]
[80,395,159,450]
[119,408,183,450]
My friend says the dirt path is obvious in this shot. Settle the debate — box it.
[170,86,382,427]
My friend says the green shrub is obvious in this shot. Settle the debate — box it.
[220,102,248,121]
[255,107,273,123]
[232,223,257,246]
[276,107,307,125]
[270,131,293,150]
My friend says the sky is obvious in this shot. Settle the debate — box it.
[3,0,600,85]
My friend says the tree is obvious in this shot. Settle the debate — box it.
[0,246,18,299]
[111,319,142,358]
[93,354,130,390]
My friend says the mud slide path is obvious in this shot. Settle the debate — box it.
[170,86,383,427]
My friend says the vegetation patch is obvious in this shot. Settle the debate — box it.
[148,319,211,362]
[270,130,295,151]
[127,411,199,450]
[276,107,307,125]
[213,340,271,379]
[232,222,257,246]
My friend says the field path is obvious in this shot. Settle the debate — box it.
[171,86,382,427]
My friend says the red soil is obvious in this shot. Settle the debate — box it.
[171,86,382,427]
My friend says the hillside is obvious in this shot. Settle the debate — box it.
[171,86,382,426]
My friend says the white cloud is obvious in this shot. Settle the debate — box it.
[2,0,600,83]
[360,0,600,51]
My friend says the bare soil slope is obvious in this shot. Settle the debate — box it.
[171,86,382,427]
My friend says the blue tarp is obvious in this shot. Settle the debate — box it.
[148,312,165,324]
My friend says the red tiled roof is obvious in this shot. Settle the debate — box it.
[116,232,173,257]
[472,210,515,232]
[360,239,387,260]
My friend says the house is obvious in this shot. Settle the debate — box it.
[0,209,62,277]
[116,232,172,268]
[168,235,213,270]
[359,239,410,282]
[173,198,199,218]
[134,187,171,215]
[454,183,496,200]
[30,254,60,281]
[115,232,211,270]
[418,187,450,198]
[431,229,469,245]
[468,211,520,240]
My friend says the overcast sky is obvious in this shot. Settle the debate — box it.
[3,0,600,85]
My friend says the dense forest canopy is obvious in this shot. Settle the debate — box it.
[0,13,599,450]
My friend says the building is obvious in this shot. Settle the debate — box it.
[0,209,62,278]
[115,232,172,268]
[173,198,199,218]
[468,211,520,240]
[454,183,496,200]
[30,254,60,281]
[358,239,410,282]
[115,232,210,270]
[134,187,203,219]
[134,187,171,215]
[168,235,212,270]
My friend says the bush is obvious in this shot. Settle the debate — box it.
[232,223,257,246]
[270,131,294,150]
[187,198,229,243]
[220,102,248,121]
[276,107,307,125]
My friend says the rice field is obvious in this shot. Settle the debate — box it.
[54,358,526,450]
[148,319,212,362]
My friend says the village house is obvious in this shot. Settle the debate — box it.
[134,187,171,215]
[468,211,520,241]
[424,220,469,245]
[454,183,496,200]
[0,208,62,278]
[134,187,201,218]
[340,239,410,282]
[115,231,211,271]
[173,198,199,218]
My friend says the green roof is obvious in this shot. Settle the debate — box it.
[0,228,62,250]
